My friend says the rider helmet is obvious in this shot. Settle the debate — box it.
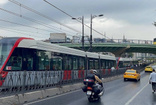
[92,69,97,74]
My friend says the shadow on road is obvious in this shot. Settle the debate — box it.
[86,99,105,105]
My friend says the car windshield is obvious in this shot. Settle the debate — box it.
[0,38,18,69]
[146,66,151,68]
[126,70,135,73]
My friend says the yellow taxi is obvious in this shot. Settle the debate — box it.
[123,69,140,81]
[145,66,153,72]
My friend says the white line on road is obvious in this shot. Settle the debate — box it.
[23,89,81,105]
[125,82,149,105]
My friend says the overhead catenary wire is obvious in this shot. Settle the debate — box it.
[0,19,78,37]
[43,0,110,39]
[0,8,77,37]
[0,19,54,33]
[0,26,46,38]
[8,0,82,34]
[0,25,50,36]
[0,8,68,33]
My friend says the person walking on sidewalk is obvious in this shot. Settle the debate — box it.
[149,69,156,93]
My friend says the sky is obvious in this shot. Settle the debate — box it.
[0,0,156,41]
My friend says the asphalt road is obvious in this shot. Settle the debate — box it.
[24,71,156,105]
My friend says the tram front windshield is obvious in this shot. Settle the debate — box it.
[0,38,18,69]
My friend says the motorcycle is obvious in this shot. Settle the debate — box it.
[82,79,104,102]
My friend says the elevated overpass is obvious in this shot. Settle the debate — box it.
[58,42,156,57]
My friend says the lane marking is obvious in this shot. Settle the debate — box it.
[125,82,149,105]
[24,89,81,105]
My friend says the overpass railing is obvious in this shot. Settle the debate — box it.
[72,39,153,45]
[108,39,153,44]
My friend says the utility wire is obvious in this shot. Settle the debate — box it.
[8,0,81,34]
[43,0,74,18]
[0,19,54,32]
[0,25,49,36]
[0,19,78,37]
[0,8,77,37]
[0,26,46,38]
[0,8,64,32]
[43,0,110,39]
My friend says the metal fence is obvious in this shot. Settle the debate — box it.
[0,66,145,96]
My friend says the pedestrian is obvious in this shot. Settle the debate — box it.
[149,69,156,93]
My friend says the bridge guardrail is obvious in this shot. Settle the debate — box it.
[72,39,153,45]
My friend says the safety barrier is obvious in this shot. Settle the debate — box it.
[0,65,146,97]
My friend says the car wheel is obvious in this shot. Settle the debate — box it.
[124,78,126,81]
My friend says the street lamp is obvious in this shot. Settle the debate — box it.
[89,14,103,52]
[72,16,84,51]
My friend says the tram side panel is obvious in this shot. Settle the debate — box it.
[1,47,116,87]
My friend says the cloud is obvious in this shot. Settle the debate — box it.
[99,18,127,29]
[0,0,8,5]
[0,0,156,41]
[90,17,156,40]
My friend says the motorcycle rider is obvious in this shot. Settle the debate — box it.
[92,69,103,87]
[82,69,103,94]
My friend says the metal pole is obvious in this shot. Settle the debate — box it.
[90,14,92,52]
[82,16,84,51]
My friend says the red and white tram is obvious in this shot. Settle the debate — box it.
[0,37,116,87]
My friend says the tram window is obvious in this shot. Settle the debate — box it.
[27,57,33,70]
[101,60,106,69]
[107,60,112,69]
[73,57,78,70]
[64,56,68,70]
[95,60,99,69]
[4,48,23,70]
[52,57,62,70]
[89,59,94,69]
[38,51,51,70]
[5,56,22,70]
[107,62,109,68]
[118,61,123,68]
[109,61,113,68]
[64,55,72,70]
[0,43,13,67]
[79,57,85,70]
[105,61,108,69]
[38,57,44,70]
